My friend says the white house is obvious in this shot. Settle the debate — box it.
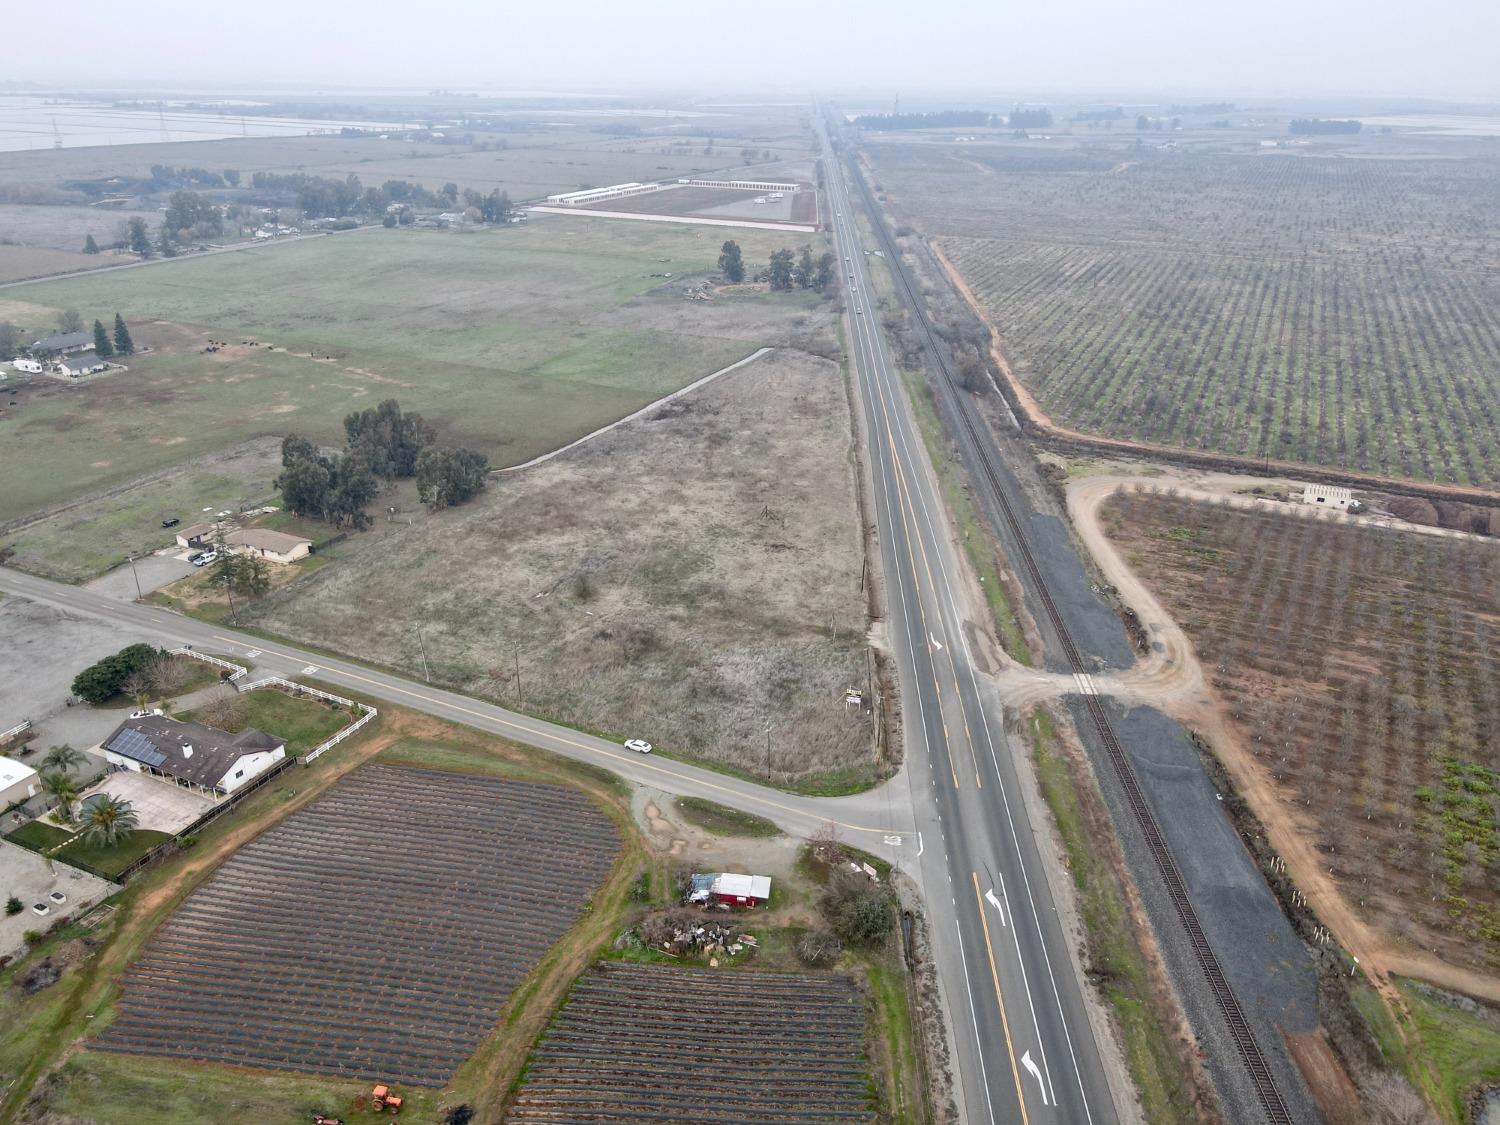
[224,527,312,564]
[1302,484,1356,510]
[56,352,112,378]
[0,756,39,808]
[97,715,285,799]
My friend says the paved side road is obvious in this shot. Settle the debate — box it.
[0,567,916,854]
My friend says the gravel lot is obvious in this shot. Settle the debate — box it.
[0,837,113,960]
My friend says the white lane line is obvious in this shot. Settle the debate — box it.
[833,153,1089,1120]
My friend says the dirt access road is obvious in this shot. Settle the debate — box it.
[1065,470,1500,1009]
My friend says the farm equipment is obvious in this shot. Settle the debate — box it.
[371,1085,404,1113]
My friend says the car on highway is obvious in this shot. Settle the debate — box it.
[623,738,653,754]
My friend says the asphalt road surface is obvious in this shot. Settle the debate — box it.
[819,119,1119,1125]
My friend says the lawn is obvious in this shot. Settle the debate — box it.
[6,820,172,879]
[673,796,780,837]
[0,218,818,524]
[182,687,353,755]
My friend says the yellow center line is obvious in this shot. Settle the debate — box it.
[212,636,900,836]
[886,436,984,788]
[972,870,1031,1125]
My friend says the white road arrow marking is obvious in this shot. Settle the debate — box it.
[883,834,903,846]
[984,887,1008,927]
[929,633,944,651]
[1021,1049,1049,1105]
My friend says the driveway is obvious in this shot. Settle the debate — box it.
[76,771,212,835]
[0,837,113,959]
[86,553,195,601]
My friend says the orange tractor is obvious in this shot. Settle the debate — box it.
[371,1085,404,1114]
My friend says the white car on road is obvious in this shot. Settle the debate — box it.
[623,738,653,754]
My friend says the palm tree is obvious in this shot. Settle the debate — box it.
[80,794,138,849]
[40,771,79,825]
[42,744,84,774]
[134,690,152,714]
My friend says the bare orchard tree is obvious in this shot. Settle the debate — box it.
[149,653,194,696]
[193,687,246,732]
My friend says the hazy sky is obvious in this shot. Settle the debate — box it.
[10,0,1499,101]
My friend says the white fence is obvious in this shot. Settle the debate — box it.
[167,652,376,764]
[0,719,32,742]
[235,675,376,763]
[167,647,248,681]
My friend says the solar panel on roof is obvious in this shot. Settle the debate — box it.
[107,726,168,768]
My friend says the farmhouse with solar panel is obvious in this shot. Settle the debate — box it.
[96,714,286,799]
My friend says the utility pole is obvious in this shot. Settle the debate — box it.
[514,642,522,705]
[765,720,772,776]
[126,552,143,600]
[413,626,430,683]
[224,575,236,623]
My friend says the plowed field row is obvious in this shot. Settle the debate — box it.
[506,962,873,1123]
[97,764,621,1086]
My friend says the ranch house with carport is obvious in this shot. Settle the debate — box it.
[95,714,286,799]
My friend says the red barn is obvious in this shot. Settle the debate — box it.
[687,872,772,908]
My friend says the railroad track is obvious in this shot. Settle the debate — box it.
[842,148,1297,1125]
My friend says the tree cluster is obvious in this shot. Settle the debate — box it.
[765,245,836,292]
[163,190,224,241]
[275,435,379,530]
[278,399,488,525]
[71,644,162,705]
[1008,107,1054,129]
[416,447,490,510]
[1289,118,1362,135]
[819,866,898,948]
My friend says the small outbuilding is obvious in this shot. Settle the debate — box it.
[1301,484,1357,510]
[175,522,219,549]
[0,756,40,809]
[687,872,772,908]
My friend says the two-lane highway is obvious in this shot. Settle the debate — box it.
[820,117,1119,1125]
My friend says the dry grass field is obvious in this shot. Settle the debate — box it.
[248,344,873,790]
[1099,488,1500,972]
[0,203,158,252]
[869,141,1500,487]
